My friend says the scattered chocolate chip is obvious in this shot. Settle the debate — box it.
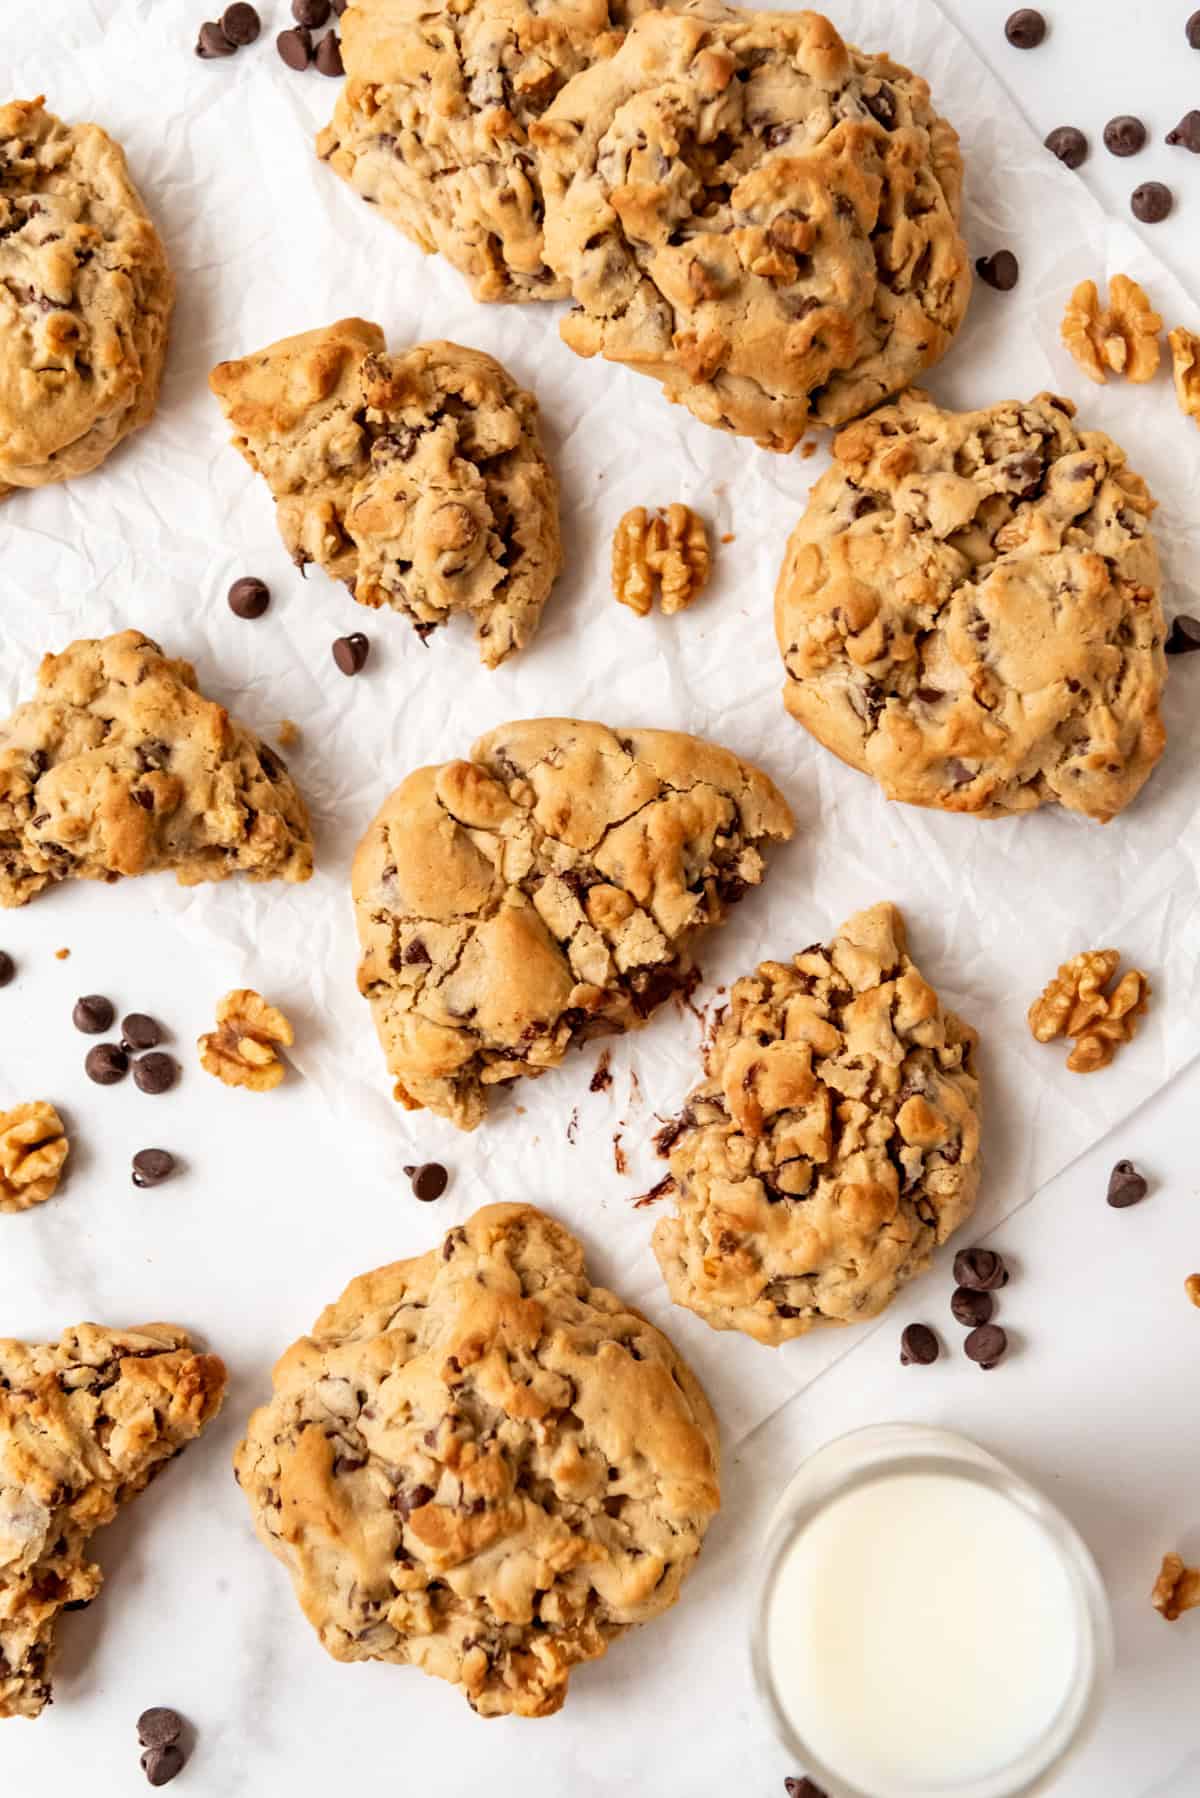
[132,1149,176,1189]
[0,951,13,987]
[1167,110,1200,152]
[293,0,330,20]
[975,250,1019,291]
[315,30,344,74]
[221,2,261,43]
[276,24,313,68]
[951,1286,994,1328]
[1004,8,1046,48]
[196,20,236,57]
[332,632,370,675]
[964,1323,1008,1369]
[1106,1158,1149,1208]
[227,575,270,619]
[953,1246,1009,1292]
[73,993,114,1034]
[86,1043,128,1085]
[1132,181,1173,223]
[900,1323,939,1365]
[1104,115,1147,158]
[784,1783,827,1798]
[141,1743,186,1788]
[122,1012,163,1051]
[1190,10,1200,48]
[133,1052,178,1095]
[1165,615,1200,655]
[137,1708,183,1749]
[403,1161,448,1202]
[1044,125,1088,169]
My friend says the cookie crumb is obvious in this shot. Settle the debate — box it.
[198,989,293,1090]
[1152,1552,1200,1621]
[612,1132,626,1175]
[1185,1273,1200,1307]
[55,947,70,961]
[1028,949,1150,1072]
[276,718,300,749]
[632,1173,676,1209]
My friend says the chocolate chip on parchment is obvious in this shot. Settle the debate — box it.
[964,1323,1008,1369]
[1167,110,1200,152]
[784,1780,828,1798]
[85,1043,128,1085]
[122,1012,163,1051]
[315,30,344,74]
[1106,1158,1149,1208]
[292,0,330,22]
[221,2,261,43]
[953,1246,1009,1292]
[137,1708,183,1749]
[196,20,236,58]
[975,250,1019,291]
[134,1052,178,1095]
[132,1149,176,1189]
[900,1323,940,1366]
[1165,616,1200,655]
[1044,125,1088,169]
[276,25,313,68]
[0,951,13,987]
[332,632,370,675]
[141,1744,186,1788]
[1005,9,1046,48]
[228,575,270,619]
[1132,181,1173,223]
[951,1286,994,1328]
[403,1161,448,1202]
[73,993,114,1034]
[1190,10,1200,47]
[1104,115,1146,157]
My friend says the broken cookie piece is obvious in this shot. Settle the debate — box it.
[352,718,794,1129]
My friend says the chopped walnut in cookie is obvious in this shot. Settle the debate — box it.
[1169,327,1200,424]
[1152,1552,1200,1622]
[613,505,711,617]
[0,1101,69,1214]
[198,989,293,1091]
[1027,949,1150,1073]
[1061,276,1162,384]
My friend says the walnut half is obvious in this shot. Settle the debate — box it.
[1061,275,1162,384]
[0,1101,69,1214]
[1027,948,1150,1073]
[198,989,294,1092]
[1169,326,1200,424]
[613,505,711,617]
[1152,1552,1200,1622]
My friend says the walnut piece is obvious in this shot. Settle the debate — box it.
[1061,276,1162,384]
[1152,1552,1200,1621]
[1027,948,1150,1073]
[612,505,711,617]
[198,988,294,1091]
[1186,1273,1200,1308]
[276,718,300,749]
[0,1101,69,1214]
[1169,326,1200,423]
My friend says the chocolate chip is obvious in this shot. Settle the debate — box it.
[1132,181,1173,223]
[964,1323,1008,1369]
[975,250,1019,291]
[899,1323,939,1365]
[332,632,370,675]
[196,20,236,57]
[1106,1158,1149,1208]
[315,30,344,75]
[132,1150,176,1189]
[1190,10,1200,48]
[276,25,313,68]
[227,575,270,619]
[1044,126,1088,169]
[73,994,114,1034]
[332,0,348,11]
[137,1708,183,1749]
[1104,115,1147,157]
[784,1781,827,1798]
[1167,110,1200,152]
[86,1043,128,1085]
[953,1246,1009,1291]
[122,1013,163,1051]
[951,1286,994,1328]
[403,1162,448,1202]
[1004,9,1046,48]
[141,1744,186,1788]
[221,2,261,43]
[133,1052,178,1095]
[292,0,330,20]
[0,951,13,987]
[1165,615,1200,655]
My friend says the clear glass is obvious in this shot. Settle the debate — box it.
[750,1423,1113,1798]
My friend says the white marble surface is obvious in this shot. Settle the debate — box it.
[3,1,1200,1794]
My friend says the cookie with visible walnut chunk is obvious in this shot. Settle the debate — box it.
[652,902,980,1345]
[234,1203,719,1717]
[352,717,793,1128]
[775,390,1167,820]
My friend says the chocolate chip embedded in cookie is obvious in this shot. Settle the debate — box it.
[0,99,174,494]
[234,1202,719,1716]
[0,1324,226,1720]
[533,4,970,449]
[775,390,1167,821]
[0,630,313,907]
[652,903,981,1345]
[352,718,794,1129]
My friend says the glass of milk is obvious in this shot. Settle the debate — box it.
[751,1423,1112,1798]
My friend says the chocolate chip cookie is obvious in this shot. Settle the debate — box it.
[0,630,313,907]
[235,1203,719,1716]
[533,3,970,449]
[0,99,174,495]
[0,1323,226,1719]
[652,903,980,1344]
[211,321,562,665]
[353,718,794,1129]
[775,390,1166,819]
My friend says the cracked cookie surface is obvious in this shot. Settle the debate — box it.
[0,630,313,908]
[533,3,969,449]
[211,322,561,666]
[652,902,980,1345]
[0,99,174,494]
[352,717,793,1129]
[235,1202,719,1717]
[0,1323,226,1719]
[775,390,1167,820]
